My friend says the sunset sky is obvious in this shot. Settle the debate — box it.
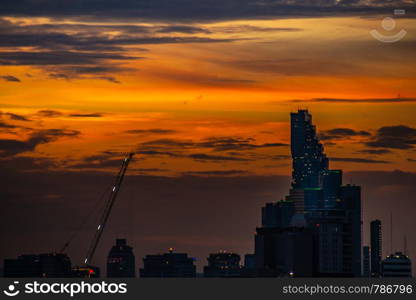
[1,0,416,272]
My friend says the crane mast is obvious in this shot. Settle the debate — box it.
[84,152,134,265]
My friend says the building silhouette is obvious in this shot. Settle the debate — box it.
[255,226,317,277]
[203,251,242,277]
[254,110,362,277]
[139,248,196,277]
[4,253,72,277]
[107,238,136,278]
[381,252,412,277]
[362,246,370,277]
[290,110,328,189]
[370,219,382,277]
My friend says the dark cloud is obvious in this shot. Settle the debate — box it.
[188,153,252,162]
[271,154,291,160]
[365,125,416,150]
[0,75,21,82]
[136,150,182,157]
[69,159,125,169]
[0,51,138,66]
[36,110,64,117]
[95,76,120,84]
[0,20,234,52]
[125,129,177,135]
[134,168,169,173]
[331,157,391,164]
[68,113,103,118]
[197,137,288,151]
[358,149,392,155]
[319,128,371,140]
[2,112,31,121]
[48,73,70,80]
[291,97,416,103]
[140,137,288,152]
[136,137,287,163]
[0,129,80,156]
[0,19,237,82]
[183,170,249,176]
[156,25,211,34]
[141,138,195,149]
[0,121,17,129]
[213,25,302,33]
[0,0,411,22]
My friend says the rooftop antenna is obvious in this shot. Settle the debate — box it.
[390,212,393,254]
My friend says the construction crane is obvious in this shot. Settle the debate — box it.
[83,152,134,266]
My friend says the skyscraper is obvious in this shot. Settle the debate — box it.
[107,238,136,278]
[370,220,382,277]
[254,110,362,277]
[290,110,328,189]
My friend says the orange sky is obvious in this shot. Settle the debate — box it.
[1,16,416,176]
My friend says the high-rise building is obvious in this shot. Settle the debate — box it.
[261,200,295,228]
[290,110,328,189]
[253,110,362,277]
[322,170,343,208]
[139,248,196,278]
[107,238,136,278]
[203,251,242,277]
[370,219,382,277]
[381,252,412,277]
[363,246,370,277]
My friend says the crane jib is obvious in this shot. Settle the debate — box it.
[84,152,134,265]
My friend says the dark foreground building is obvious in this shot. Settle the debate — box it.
[255,226,317,277]
[139,249,196,277]
[370,219,382,277]
[381,252,412,277]
[4,253,72,277]
[204,252,242,277]
[362,246,370,277]
[107,238,136,277]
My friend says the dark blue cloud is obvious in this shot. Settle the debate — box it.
[0,0,413,21]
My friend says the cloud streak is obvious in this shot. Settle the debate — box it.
[290,97,416,103]
[0,129,80,156]
[365,125,416,150]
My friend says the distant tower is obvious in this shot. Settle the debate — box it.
[362,246,370,277]
[107,239,136,277]
[370,220,382,277]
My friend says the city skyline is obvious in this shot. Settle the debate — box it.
[1,0,416,276]
[1,110,414,276]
